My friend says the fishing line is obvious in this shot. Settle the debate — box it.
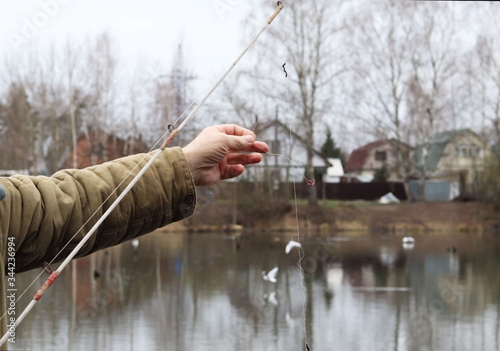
[0,3,284,346]
[278,6,310,350]
[254,6,311,349]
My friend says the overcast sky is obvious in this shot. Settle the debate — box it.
[0,0,255,90]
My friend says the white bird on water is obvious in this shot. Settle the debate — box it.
[262,267,279,283]
[402,237,415,244]
[131,239,139,249]
[402,236,415,250]
[285,240,302,254]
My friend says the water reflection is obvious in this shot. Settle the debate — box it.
[10,231,500,350]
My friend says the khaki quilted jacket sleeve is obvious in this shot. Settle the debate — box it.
[0,147,196,274]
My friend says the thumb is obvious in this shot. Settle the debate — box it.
[226,134,255,151]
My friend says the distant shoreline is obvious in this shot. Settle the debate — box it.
[163,201,500,235]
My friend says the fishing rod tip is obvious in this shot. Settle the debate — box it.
[268,1,284,23]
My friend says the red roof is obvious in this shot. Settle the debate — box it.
[345,140,388,172]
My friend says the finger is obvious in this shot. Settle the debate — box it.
[224,137,269,154]
[220,164,245,180]
[215,124,257,138]
[248,141,269,153]
[227,153,263,165]
[228,140,269,154]
[224,134,257,152]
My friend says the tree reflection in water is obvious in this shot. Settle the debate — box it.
[11,231,500,351]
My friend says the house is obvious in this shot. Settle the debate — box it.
[323,158,344,183]
[344,139,413,182]
[249,119,331,183]
[411,129,492,200]
[64,130,149,169]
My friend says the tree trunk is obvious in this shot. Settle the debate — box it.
[307,144,317,206]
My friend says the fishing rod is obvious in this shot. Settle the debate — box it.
[0,1,284,346]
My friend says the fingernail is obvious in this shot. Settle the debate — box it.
[244,135,255,143]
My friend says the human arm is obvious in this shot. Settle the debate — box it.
[0,124,268,273]
[0,147,195,273]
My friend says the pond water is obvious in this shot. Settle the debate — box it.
[9,230,500,351]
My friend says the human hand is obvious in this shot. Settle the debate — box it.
[182,124,269,186]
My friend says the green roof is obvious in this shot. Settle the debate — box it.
[414,129,475,169]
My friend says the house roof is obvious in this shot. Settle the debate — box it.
[414,129,484,169]
[255,119,331,168]
[255,119,307,147]
[345,140,388,172]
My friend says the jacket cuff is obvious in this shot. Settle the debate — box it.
[161,147,196,221]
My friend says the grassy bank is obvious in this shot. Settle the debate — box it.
[166,197,500,235]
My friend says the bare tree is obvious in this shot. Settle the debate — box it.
[459,3,500,201]
[84,32,118,163]
[0,32,202,174]
[236,0,349,205]
[1,48,53,174]
[406,2,461,201]
[349,0,416,198]
[64,39,81,169]
[0,83,33,171]
[465,3,500,145]
[139,43,198,147]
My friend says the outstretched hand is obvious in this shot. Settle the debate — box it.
[182,124,269,186]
